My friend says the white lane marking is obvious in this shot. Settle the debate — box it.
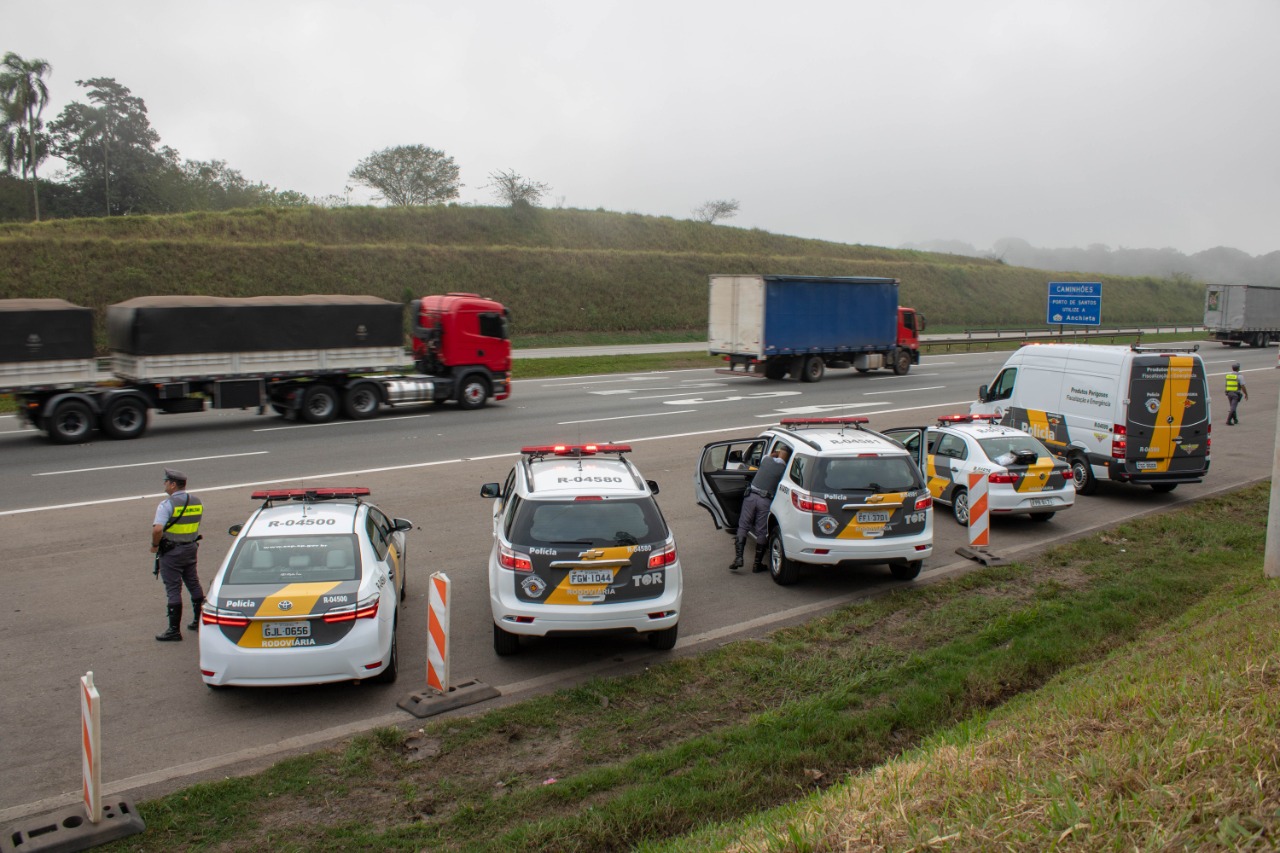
[557,410,696,425]
[253,414,431,432]
[761,403,878,416]
[591,382,726,396]
[536,376,665,388]
[34,451,269,477]
[665,391,801,405]
[628,391,723,401]
[759,400,973,419]
[863,385,946,396]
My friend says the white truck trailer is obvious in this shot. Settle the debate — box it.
[1204,283,1280,348]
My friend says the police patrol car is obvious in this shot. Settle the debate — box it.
[480,444,681,656]
[882,415,1075,525]
[695,417,933,585]
[198,488,410,688]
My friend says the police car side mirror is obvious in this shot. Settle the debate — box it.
[393,517,413,532]
[978,384,989,402]
[647,479,660,495]
[228,523,243,537]
[480,483,501,499]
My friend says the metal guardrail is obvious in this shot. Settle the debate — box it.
[923,324,1205,351]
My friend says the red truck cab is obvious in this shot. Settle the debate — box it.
[898,306,925,349]
[412,293,512,402]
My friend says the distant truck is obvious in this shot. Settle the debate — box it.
[708,274,925,381]
[1204,283,1280,348]
[1,293,511,443]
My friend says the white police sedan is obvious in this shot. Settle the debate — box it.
[198,488,410,688]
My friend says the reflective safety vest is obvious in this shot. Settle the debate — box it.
[1225,373,1242,393]
[163,491,204,543]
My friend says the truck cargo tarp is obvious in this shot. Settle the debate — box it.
[0,299,95,361]
[106,295,405,355]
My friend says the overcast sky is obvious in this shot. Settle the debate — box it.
[8,1,1278,256]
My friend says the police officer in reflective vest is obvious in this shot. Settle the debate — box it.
[1225,363,1248,426]
[151,468,205,641]
[731,444,792,573]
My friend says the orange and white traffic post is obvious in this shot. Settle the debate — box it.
[426,571,451,695]
[967,472,990,547]
[81,670,101,823]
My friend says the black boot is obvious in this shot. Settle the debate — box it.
[188,598,204,631]
[729,538,746,571]
[751,546,768,573]
[156,604,183,642]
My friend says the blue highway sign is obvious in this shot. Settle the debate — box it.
[1046,281,1102,326]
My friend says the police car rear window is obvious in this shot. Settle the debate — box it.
[226,534,361,584]
[511,498,666,547]
[810,457,922,493]
[977,436,1051,463]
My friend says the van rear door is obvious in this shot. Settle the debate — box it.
[1125,353,1210,485]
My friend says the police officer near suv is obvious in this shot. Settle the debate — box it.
[1225,363,1248,425]
[151,468,205,641]
[731,444,791,573]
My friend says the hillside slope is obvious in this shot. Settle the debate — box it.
[0,206,1206,343]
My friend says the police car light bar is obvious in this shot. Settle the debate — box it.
[250,487,372,503]
[936,414,1001,425]
[779,417,870,428]
[520,444,633,457]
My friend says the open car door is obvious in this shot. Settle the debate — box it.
[879,426,930,478]
[695,437,768,531]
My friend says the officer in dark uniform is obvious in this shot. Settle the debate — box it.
[731,444,792,573]
[151,468,205,642]
[1225,363,1248,425]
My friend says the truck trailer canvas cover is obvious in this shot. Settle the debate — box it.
[106,295,405,355]
[0,299,95,362]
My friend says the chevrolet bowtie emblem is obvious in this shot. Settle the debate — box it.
[579,550,606,559]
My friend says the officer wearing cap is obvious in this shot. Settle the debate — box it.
[1225,363,1248,426]
[151,468,205,642]
[730,443,792,573]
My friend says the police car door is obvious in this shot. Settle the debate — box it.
[695,438,766,531]
[879,427,929,478]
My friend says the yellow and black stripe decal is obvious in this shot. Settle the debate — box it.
[239,581,343,648]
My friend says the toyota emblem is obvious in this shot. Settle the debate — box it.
[278,600,293,611]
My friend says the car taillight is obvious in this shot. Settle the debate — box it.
[914,494,932,511]
[202,604,249,628]
[1062,467,1074,480]
[791,490,828,513]
[647,541,677,569]
[323,593,380,623]
[499,544,533,572]
[988,472,1018,484]
[1111,423,1127,459]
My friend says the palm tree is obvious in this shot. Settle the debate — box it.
[0,52,52,220]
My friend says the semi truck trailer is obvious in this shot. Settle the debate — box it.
[708,274,925,381]
[1,293,511,443]
[1204,283,1280,348]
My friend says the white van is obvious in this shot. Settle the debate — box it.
[970,344,1211,494]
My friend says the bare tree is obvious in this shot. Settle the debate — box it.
[485,168,551,207]
[349,145,461,206]
[692,199,739,224]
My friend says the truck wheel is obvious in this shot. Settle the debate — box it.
[1070,454,1097,496]
[800,356,825,383]
[763,360,788,380]
[1252,332,1268,348]
[646,624,679,651]
[767,529,800,586]
[890,560,922,581]
[300,384,338,423]
[893,349,912,375]
[101,397,149,440]
[951,489,970,525]
[342,384,380,420]
[457,376,490,409]
[47,399,96,444]
[493,622,520,656]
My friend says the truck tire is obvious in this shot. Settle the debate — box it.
[767,528,801,586]
[763,360,788,380]
[457,376,490,409]
[893,349,912,375]
[342,383,381,420]
[1070,454,1097,496]
[101,397,149,440]
[800,355,825,383]
[300,384,339,423]
[1251,332,1268,348]
[47,399,97,444]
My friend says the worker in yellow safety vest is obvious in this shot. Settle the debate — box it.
[1225,363,1248,426]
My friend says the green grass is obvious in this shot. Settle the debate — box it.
[105,484,1276,852]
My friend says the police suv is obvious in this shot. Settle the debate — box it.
[480,444,681,656]
[695,417,933,585]
[199,487,409,688]
[882,415,1075,525]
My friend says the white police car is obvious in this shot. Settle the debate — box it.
[199,488,410,688]
[480,444,681,655]
[696,417,933,585]
[882,415,1075,524]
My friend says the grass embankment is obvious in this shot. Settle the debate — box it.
[115,484,1278,852]
[0,206,1205,350]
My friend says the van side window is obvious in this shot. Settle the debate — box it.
[989,368,1017,401]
